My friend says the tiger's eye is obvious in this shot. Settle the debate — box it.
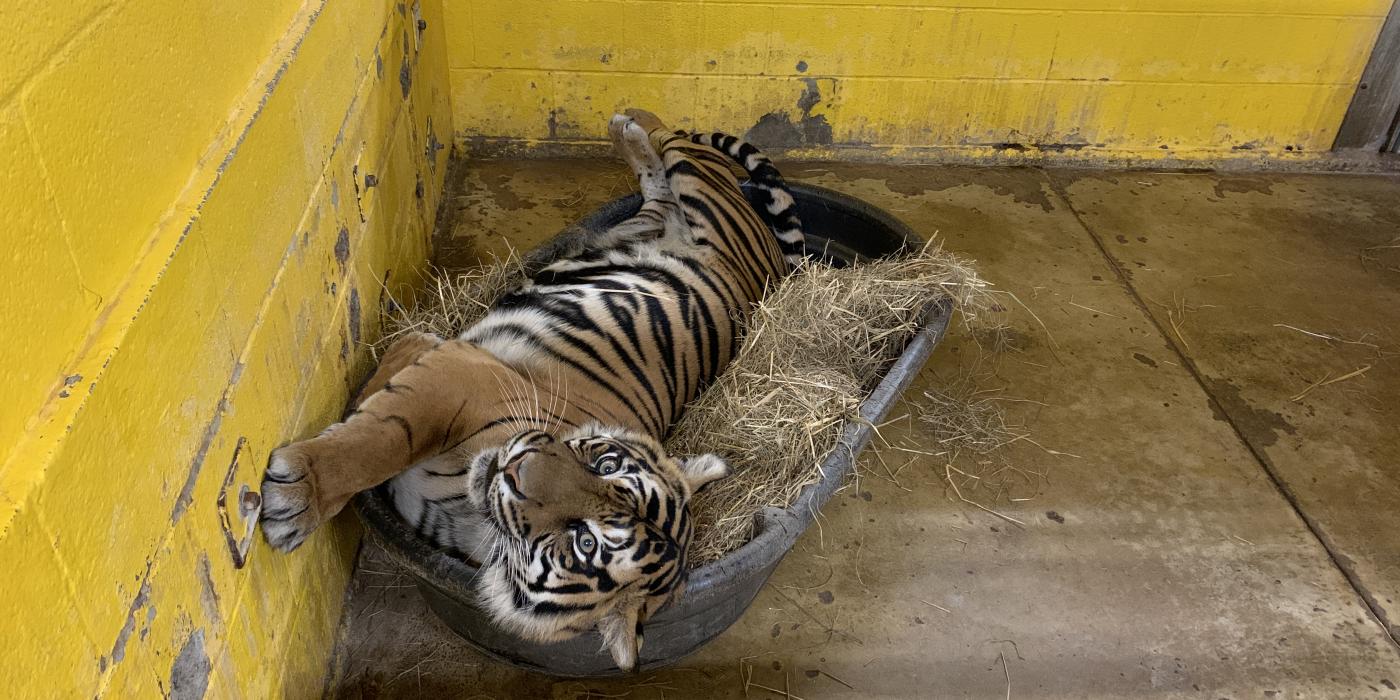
[577,532,597,554]
[597,456,620,475]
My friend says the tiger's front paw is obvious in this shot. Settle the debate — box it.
[260,445,326,552]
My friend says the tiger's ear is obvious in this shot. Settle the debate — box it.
[597,603,643,673]
[680,454,730,494]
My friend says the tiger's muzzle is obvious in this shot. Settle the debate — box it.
[489,430,617,535]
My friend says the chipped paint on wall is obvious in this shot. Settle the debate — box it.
[440,0,1393,162]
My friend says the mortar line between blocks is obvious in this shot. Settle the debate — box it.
[1041,170,1400,653]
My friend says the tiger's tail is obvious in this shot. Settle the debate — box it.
[687,131,807,268]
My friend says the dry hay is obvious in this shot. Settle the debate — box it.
[379,243,993,566]
[378,250,526,345]
[671,250,991,564]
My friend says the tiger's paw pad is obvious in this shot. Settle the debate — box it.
[260,448,323,552]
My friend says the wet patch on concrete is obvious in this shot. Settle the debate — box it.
[1212,177,1277,200]
[1239,204,1400,281]
[1203,376,1297,448]
[947,174,1055,213]
[807,163,1056,211]
[478,171,538,211]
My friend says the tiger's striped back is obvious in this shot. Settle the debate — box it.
[457,125,802,440]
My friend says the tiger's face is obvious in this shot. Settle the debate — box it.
[465,425,729,671]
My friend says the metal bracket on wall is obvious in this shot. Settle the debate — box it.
[217,437,262,569]
[352,153,377,224]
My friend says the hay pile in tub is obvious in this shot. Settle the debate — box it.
[380,245,990,566]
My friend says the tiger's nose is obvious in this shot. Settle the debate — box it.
[501,457,521,481]
[508,448,553,492]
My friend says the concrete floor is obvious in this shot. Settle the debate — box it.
[328,160,1400,698]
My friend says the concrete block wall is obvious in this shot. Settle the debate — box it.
[442,0,1393,163]
[0,0,453,696]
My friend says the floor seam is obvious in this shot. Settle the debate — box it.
[1041,170,1400,652]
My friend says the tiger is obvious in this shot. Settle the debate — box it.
[259,108,806,671]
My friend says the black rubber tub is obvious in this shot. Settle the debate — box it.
[354,182,953,677]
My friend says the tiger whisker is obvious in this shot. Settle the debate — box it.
[543,363,565,437]
[521,364,545,431]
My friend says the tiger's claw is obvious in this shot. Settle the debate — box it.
[260,446,325,551]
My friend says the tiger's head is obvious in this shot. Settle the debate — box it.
[464,424,729,671]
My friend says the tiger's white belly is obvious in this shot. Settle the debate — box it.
[389,451,496,564]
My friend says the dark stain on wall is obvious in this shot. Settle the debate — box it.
[169,629,211,700]
[347,288,362,345]
[745,78,833,148]
[334,227,351,272]
[197,554,224,629]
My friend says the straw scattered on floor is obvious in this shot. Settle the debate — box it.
[379,242,997,566]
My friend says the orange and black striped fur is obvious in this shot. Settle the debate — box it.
[259,109,804,671]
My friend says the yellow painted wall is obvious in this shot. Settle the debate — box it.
[443,0,1393,162]
[0,0,452,696]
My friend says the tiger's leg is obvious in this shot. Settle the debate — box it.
[610,112,691,244]
[610,112,671,202]
[523,114,680,271]
[261,338,523,551]
[354,331,443,406]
